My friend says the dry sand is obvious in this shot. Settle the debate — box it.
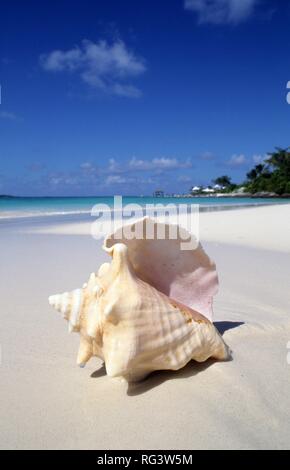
[27,203,290,253]
[0,204,290,449]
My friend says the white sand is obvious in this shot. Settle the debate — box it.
[27,203,290,253]
[0,204,290,449]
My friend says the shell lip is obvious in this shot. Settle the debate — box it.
[102,215,198,252]
[102,216,151,254]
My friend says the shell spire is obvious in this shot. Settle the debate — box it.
[48,288,83,333]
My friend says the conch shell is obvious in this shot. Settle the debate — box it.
[49,218,230,382]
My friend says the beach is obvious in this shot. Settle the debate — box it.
[0,203,290,449]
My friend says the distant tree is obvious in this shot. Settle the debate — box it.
[246,164,264,181]
[211,175,238,193]
[245,147,290,195]
[267,147,290,179]
[213,175,232,187]
[255,164,265,175]
[246,168,257,181]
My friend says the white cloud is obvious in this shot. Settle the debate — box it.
[184,0,257,25]
[129,157,192,171]
[108,158,122,172]
[49,176,63,186]
[80,162,98,176]
[105,173,159,187]
[40,39,146,97]
[40,156,193,192]
[252,154,267,164]
[105,175,127,185]
[80,158,123,176]
[49,175,79,186]
[177,175,192,183]
[46,164,100,190]
[227,154,247,167]
[128,158,151,170]
[139,177,155,185]
[0,111,17,120]
[80,162,93,169]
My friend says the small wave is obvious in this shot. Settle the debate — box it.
[0,209,93,220]
[0,201,283,221]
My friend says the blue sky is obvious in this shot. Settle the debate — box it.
[1,0,290,196]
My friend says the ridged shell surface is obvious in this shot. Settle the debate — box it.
[86,243,229,381]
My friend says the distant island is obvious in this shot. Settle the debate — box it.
[196,147,290,198]
[156,146,290,199]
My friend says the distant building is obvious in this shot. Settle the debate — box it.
[191,186,201,193]
[235,186,246,194]
[202,187,215,193]
[213,184,225,191]
[153,189,164,197]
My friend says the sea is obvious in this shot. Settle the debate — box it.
[0,196,288,222]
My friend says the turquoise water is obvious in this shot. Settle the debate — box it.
[0,196,289,220]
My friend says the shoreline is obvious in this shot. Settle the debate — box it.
[1,193,290,199]
[0,199,289,222]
